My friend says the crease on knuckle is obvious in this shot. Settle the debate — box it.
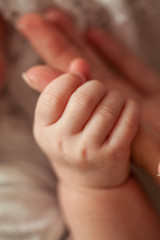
[72,90,94,108]
[91,79,104,88]
[98,104,118,120]
[41,91,65,109]
[64,73,82,84]
[125,117,136,130]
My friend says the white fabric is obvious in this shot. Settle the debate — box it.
[0,0,160,239]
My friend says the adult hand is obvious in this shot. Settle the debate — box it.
[17,9,160,184]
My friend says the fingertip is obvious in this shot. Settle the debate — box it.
[23,65,63,92]
[16,13,44,32]
[22,71,44,92]
[69,58,91,81]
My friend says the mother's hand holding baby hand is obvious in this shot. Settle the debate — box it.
[17,9,160,184]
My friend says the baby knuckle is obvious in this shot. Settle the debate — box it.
[91,80,106,93]
[100,104,118,120]
[108,144,119,160]
[91,79,104,89]
[72,90,94,108]
[41,91,65,109]
[64,72,83,83]
[125,117,136,130]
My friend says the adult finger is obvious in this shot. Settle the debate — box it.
[24,58,90,92]
[132,123,160,185]
[44,8,83,49]
[23,65,63,92]
[17,14,83,71]
[87,28,160,93]
[44,9,114,78]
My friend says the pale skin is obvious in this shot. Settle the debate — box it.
[23,59,160,240]
[16,9,160,183]
[0,8,159,239]
[32,61,139,190]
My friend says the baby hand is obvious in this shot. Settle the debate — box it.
[33,70,139,190]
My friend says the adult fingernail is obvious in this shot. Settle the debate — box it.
[21,72,30,85]
[22,72,40,92]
